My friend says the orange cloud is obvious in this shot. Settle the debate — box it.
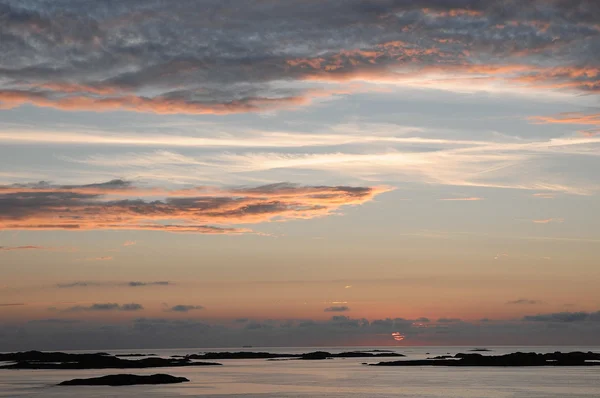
[530,112,600,126]
[0,181,389,234]
[0,90,313,115]
[532,218,564,224]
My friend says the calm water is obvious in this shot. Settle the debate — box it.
[1,346,599,397]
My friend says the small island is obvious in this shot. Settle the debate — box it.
[0,351,221,370]
[371,351,600,367]
[185,350,405,360]
[58,374,189,386]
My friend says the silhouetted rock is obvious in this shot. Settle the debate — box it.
[0,351,221,370]
[371,351,600,367]
[116,353,157,357]
[58,374,189,386]
[187,352,292,360]
[300,351,331,360]
[427,355,454,360]
[469,348,492,352]
[185,351,404,360]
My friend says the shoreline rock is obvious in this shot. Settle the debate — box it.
[0,351,221,370]
[58,373,189,386]
[371,351,600,367]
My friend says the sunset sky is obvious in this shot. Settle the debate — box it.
[1,0,600,350]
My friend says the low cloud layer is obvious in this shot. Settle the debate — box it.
[0,180,387,233]
[4,310,600,350]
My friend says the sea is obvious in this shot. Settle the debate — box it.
[1,346,599,397]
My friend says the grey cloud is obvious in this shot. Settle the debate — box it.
[128,281,170,287]
[57,282,103,288]
[3,312,600,350]
[0,245,45,251]
[324,306,350,312]
[56,281,171,288]
[507,299,542,305]
[0,303,25,307]
[168,305,204,313]
[523,311,600,323]
[0,1,599,115]
[28,319,81,324]
[65,303,144,312]
[437,318,462,323]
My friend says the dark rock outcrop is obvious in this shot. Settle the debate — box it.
[185,351,404,361]
[116,353,157,357]
[0,351,221,370]
[372,351,600,367]
[58,374,189,386]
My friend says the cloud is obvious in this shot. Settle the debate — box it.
[128,281,170,287]
[0,245,74,252]
[0,180,387,234]
[523,311,600,323]
[507,299,541,305]
[0,303,25,307]
[324,306,350,313]
[0,245,45,251]
[531,112,600,126]
[0,1,599,116]
[438,197,484,201]
[56,281,171,288]
[4,311,600,350]
[80,256,113,262]
[123,241,137,247]
[532,218,564,224]
[437,318,462,323]
[168,305,205,313]
[56,282,102,288]
[65,303,144,312]
[27,319,81,324]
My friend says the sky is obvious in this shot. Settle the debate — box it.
[1,0,600,350]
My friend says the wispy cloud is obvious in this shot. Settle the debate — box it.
[123,241,137,247]
[531,112,600,126]
[64,303,144,312]
[507,299,542,305]
[79,256,114,262]
[532,218,564,224]
[438,197,484,201]
[168,305,204,313]
[0,245,75,252]
[0,245,46,251]
[56,281,171,288]
[324,306,350,312]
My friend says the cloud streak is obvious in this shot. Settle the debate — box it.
[168,305,204,313]
[324,306,350,313]
[56,281,171,288]
[64,303,144,312]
